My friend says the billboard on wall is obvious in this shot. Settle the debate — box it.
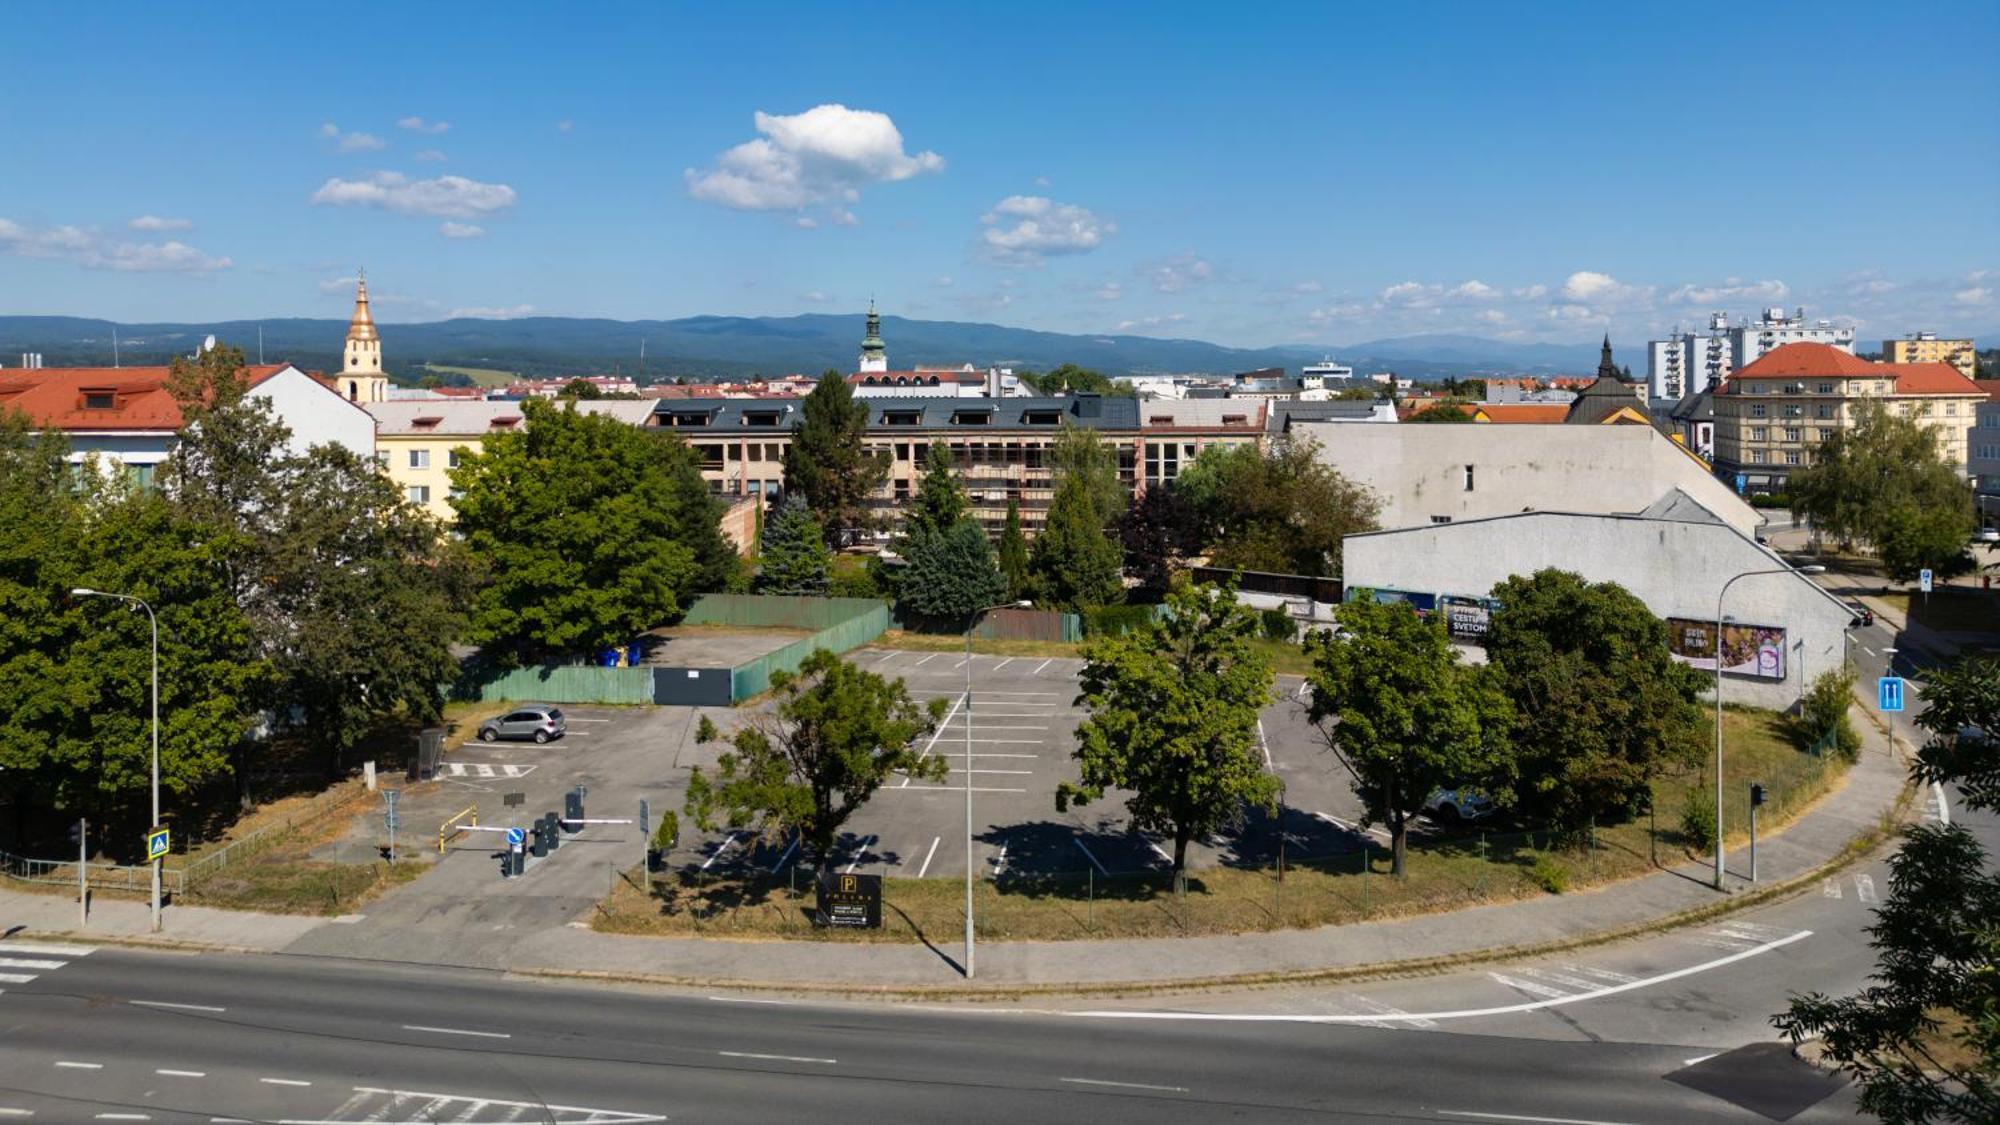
[1667,617,1787,680]
[1439,595,1495,642]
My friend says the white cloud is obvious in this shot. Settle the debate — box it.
[1291,280,1324,294]
[685,103,943,223]
[1306,303,1368,324]
[1667,277,1788,305]
[448,304,536,319]
[1142,254,1212,293]
[438,221,486,239]
[800,290,832,303]
[319,122,385,152]
[128,215,193,232]
[1513,284,1548,300]
[397,116,450,134]
[1560,270,1622,301]
[309,172,518,219]
[1476,309,1508,325]
[979,195,1113,265]
[556,119,574,133]
[1115,313,1188,332]
[1450,279,1499,300]
[1033,175,1052,188]
[1378,278,1500,308]
[1096,281,1124,301]
[0,217,230,273]
[1546,303,1601,321]
[414,148,448,162]
[933,275,954,288]
[1955,287,1992,306]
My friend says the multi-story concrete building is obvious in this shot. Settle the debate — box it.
[1884,333,1976,380]
[1971,380,2000,529]
[1138,399,1268,489]
[1711,342,1984,495]
[1646,309,1856,403]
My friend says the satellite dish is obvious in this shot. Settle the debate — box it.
[200,334,216,354]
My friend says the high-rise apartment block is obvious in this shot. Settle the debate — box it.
[1648,308,1856,403]
[1883,332,1976,379]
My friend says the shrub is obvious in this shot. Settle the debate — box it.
[1680,787,1716,852]
[1796,667,1862,761]
[651,810,680,851]
[1748,493,1792,509]
[1083,603,1158,637]
[1529,852,1569,894]
[1259,606,1297,642]
[827,553,888,600]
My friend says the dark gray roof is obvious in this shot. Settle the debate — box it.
[653,393,1140,435]
[1564,376,1650,425]
[1267,399,1392,432]
[1669,387,1715,423]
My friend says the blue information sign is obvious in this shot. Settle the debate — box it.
[1878,676,1905,713]
[1920,569,1934,594]
[146,827,170,861]
[505,827,525,847]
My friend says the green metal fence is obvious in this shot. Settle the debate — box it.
[456,664,656,705]
[728,599,890,700]
[684,595,887,632]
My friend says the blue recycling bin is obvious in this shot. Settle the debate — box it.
[598,647,622,668]
[626,641,644,666]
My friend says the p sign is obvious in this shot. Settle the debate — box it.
[145,827,170,861]
[1878,676,1906,713]
[1920,569,1934,594]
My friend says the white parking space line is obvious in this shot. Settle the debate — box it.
[941,751,1040,758]
[259,1078,312,1087]
[54,1061,103,1069]
[0,1110,30,1118]
[565,717,613,723]
[954,768,1034,775]
[1145,838,1172,863]
[884,785,1029,794]
[700,831,744,870]
[769,835,800,874]
[1059,1077,1188,1093]
[156,1069,206,1078]
[1073,837,1109,876]
[916,836,941,877]
[403,1024,511,1039]
[1313,810,1391,842]
[131,1000,227,1013]
[1257,718,1271,767]
[945,738,1045,744]
[1932,780,1952,826]
[915,653,941,666]
[904,693,965,787]
[1034,659,1054,673]
[993,841,1010,876]
[994,658,1015,671]
[0,973,39,984]
[844,836,877,874]
[938,724,1047,732]
[718,1050,835,1064]
[1439,1112,1641,1125]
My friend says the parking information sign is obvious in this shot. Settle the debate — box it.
[1920,569,1934,594]
[1878,676,1906,713]
[146,827,170,861]
[815,870,882,928]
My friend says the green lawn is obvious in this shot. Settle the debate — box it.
[421,363,518,387]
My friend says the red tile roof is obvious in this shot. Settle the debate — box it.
[1975,379,2000,403]
[1475,403,1570,424]
[0,364,290,431]
[1718,342,1982,396]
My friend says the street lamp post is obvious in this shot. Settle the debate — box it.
[965,598,1031,980]
[1712,565,1823,892]
[71,588,161,932]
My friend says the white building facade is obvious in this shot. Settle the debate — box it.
[1647,309,1855,403]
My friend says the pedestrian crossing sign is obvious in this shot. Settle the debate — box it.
[146,827,170,860]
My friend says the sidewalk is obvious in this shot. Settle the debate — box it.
[2,707,1912,995]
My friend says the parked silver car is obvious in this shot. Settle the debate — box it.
[477,705,567,744]
[1423,788,1496,823]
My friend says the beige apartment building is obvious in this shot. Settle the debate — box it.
[1883,332,1976,379]
[365,399,653,521]
[1712,342,1984,494]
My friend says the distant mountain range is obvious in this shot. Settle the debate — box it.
[2,313,1992,383]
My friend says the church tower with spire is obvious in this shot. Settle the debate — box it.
[1595,333,1622,382]
[340,273,389,404]
[858,300,888,374]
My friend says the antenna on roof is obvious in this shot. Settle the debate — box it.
[112,326,120,368]
[257,325,265,364]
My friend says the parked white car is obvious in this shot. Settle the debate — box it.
[1423,788,1497,823]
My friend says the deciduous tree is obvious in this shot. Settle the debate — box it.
[1304,596,1513,875]
[686,649,948,862]
[1058,582,1278,874]
[1776,655,2000,1123]
[1120,479,1203,591]
[997,499,1030,601]
[782,370,887,548]
[1174,436,1379,578]
[1790,402,1976,581]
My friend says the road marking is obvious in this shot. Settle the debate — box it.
[768,834,799,874]
[1566,965,1637,984]
[156,1069,206,1077]
[54,1061,103,1069]
[939,723,1048,732]
[259,1078,312,1086]
[941,751,1040,757]
[1683,1053,1718,1067]
[1439,1113,1640,1125]
[0,942,93,956]
[0,973,38,983]
[402,1024,511,1039]
[954,768,1034,775]
[916,836,941,878]
[1033,659,1053,674]
[132,999,227,1013]
[1073,836,1109,876]
[1295,680,1310,701]
[718,1050,835,1064]
[1515,966,1604,992]
[994,658,1015,671]
[706,995,793,1006]
[953,656,970,668]
[1076,930,1813,1023]
[1854,874,1878,903]
[1932,781,1951,826]
[1257,718,1271,767]
[1145,838,1172,863]
[1448,1104,1648,1112]
[340,1087,664,1124]
[884,785,1029,794]
[1313,810,1391,842]
[843,835,877,874]
[700,831,744,870]
[1059,1077,1188,1093]
[942,738,1044,745]
[993,841,1010,876]
[0,958,64,971]
[1822,877,1842,899]
[92,1116,148,1122]
[915,653,940,666]
[0,1110,31,1118]
[1489,973,1569,1000]
[904,693,965,787]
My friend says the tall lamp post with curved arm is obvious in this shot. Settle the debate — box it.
[964,598,1031,980]
[71,588,162,932]
[1712,564,1823,891]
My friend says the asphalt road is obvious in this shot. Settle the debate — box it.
[0,937,1863,1124]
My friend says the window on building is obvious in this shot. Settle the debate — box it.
[748,443,762,462]
[1817,383,1834,394]
[1785,427,1802,443]
[1785,451,1801,466]
[1750,427,1767,441]
[1815,404,1833,418]
[1750,404,1767,418]
[408,449,430,470]
[406,485,430,504]
[1916,402,1933,417]
[1815,429,1831,443]
[83,391,115,410]
[1463,464,1475,492]
[951,410,992,425]
[123,462,156,490]
[1750,450,1767,464]
[726,443,741,461]
[447,449,463,469]
[883,411,921,426]
[1023,410,1062,425]
[744,411,781,426]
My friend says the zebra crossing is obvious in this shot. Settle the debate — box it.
[0,940,92,990]
[440,762,537,779]
[306,1085,663,1123]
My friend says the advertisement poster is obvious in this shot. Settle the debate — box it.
[1667,617,1786,680]
[1439,595,1495,642]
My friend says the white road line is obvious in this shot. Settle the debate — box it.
[1439,1113,1641,1125]
[904,694,965,787]
[1682,1053,1718,1067]
[1854,874,1878,903]
[993,841,1010,876]
[131,1000,227,1013]
[940,751,1040,758]
[1862,645,1877,656]
[700,831,744,871]
[916,836,941,878]
[92,1116,148,1122]
[564,717,613,722]
[706,996,794,1005]
[259,1078,312,1086]
[718,1050,835,1064]
[1075,930,1813,1023]
[1033,659,1054,673]
[915,653,941,666]
[0,942,93,956]
[54,1061,102,1069]
[402,1024,511,1039]
[156,1069,206,1077]
[0,958,64,970]
[953,768,1034,775]
[0,1109,31,1117]
[938,724,1047,732]
[994,658,1015,671]
[884,785,1028,794]
[941,738,1044,745]
[1145,839,1172,863]
[1448,1104,1648,1112]
[1059,1077,1188,1093]
[1073,837,1109,876]
[844,836,876,874]
[342,1087,664,1123]
[1933,780,1952,826]
[1257,718,1271,768]
[1313,810,1391,842]
[1489,973,1569,1000]
[0,973,38,984]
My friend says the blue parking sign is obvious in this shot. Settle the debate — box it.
[1878,677,1905,713]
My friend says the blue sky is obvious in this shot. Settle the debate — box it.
[1,0,1995,348]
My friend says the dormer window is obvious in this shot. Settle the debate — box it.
[81,390,115,410]
[413,415,443,429]
[951,410,991,425]
[744,411,781,426]
[1222,414,1248,425]
[490,415,522,429]
[883,411,921,425]
[1023,410,1062,425]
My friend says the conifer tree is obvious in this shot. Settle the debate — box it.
[756,493,831,596]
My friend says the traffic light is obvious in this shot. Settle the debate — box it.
[508,845,525,877]
[529,822,548,858]
[1750,783,1767,808]
[542,812,561,851]
[564,788,584,826]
